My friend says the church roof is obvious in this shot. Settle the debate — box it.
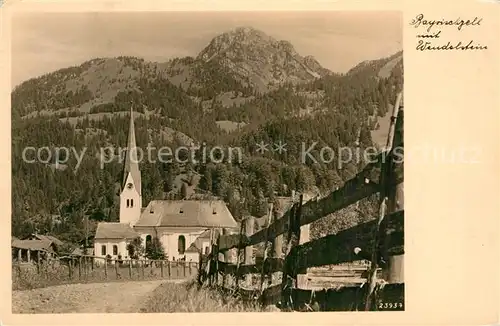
[135,200,238,229]
[95,222,139,239]
[122,106,141,195]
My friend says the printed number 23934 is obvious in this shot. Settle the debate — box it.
[379,302,403,309]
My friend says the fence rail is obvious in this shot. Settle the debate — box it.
[218,138,404,253]
[199,92,405,312]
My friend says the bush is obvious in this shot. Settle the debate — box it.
[145,237,165,260]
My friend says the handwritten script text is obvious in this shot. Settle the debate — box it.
[410,14,487,52]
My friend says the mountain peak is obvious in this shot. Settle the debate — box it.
[197,26,277,62]
[230,26,271,39]
[197,27,330,92]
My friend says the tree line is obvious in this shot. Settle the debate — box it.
[11,53,403,246]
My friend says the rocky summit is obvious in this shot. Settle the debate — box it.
[197,27,331,92]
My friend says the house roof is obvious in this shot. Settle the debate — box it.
[71,247,95,256]
[197,229,211,239]
[135,200,238,229]
[186,243,199,253]
[12,239,55,253]
[251,196,295,230]
[28,234,64,246]
[78,235,95,245]
[95,222,139,239]
[274,196,295,216]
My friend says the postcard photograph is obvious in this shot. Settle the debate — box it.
[10,11,404,314]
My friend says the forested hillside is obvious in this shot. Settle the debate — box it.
[11,27,403,244]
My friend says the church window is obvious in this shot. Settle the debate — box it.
[101,245,106,256]
[145,235,152,250]
[113,245,118,255]
[130,199,134,207]
[126,199,130,208]
[178,235,186,255]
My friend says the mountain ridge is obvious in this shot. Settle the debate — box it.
[13,27,402,120]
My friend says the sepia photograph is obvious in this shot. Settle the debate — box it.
[10,11,404,314]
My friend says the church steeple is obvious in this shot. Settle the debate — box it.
[122,105,141,196]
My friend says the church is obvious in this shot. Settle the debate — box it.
[93,107,238,262]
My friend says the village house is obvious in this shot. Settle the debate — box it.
[11,235,61,263]
[22,233,64,253]
[93,107,238,262]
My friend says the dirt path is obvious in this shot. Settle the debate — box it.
[12,279,185,313]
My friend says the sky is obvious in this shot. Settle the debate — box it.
[11,11,402,88]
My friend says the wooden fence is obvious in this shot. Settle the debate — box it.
[199,92,404,312]
[13,254,198,290]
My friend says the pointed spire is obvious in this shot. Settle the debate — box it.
[122,104,141,195]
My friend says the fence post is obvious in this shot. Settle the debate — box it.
[364,92,403,311]
[44,256,48,279]
[384,108,404,284]
[213,229,220,286]
[215,231,223,286]
[222,228,232,288]
[296,223,310,289]
[82,257,85,279]
[271,218,283,288]
[208,229,216,286]
[84,257,88,281]
[217,230,224,286]
[78,257,82,280]
[197,253,203,286]
[235,222,245,289]
[36,251,41,274]
[141,260,145,278]
[160,260,164,278]
[168,260,171,278]
[260,203,273,293]
[280,194,303,310]
[243,216,255,289]
[104,258,108,279]
[129,259,132,278]
[227,230,238,289]
[115,259,119,279]
[68,259,73,279]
